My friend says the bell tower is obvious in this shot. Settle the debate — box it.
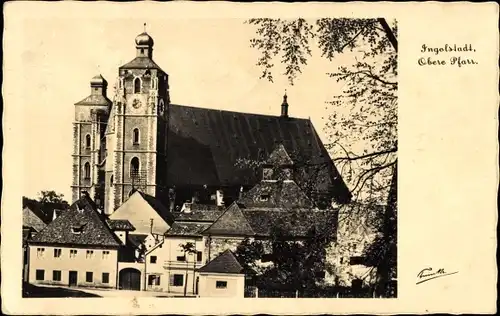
[105,26,170,212]
[72,75,111,207]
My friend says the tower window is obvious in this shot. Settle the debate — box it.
[85,134,91,149]
[134,78,141,94]
[84,162,91,180]
[110,175,114,187]
[130,157,140,177]
[140,48,145,55]
[133,128,140,144]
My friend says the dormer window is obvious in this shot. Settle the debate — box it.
[71,224,86,234]
[262,167,274,180]
[260,193,270,202]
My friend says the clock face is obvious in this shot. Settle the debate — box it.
[132,98,142,109]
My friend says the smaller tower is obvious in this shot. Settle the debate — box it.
[281,91,289,118]
[135,23,154,59]
[72,75,111,205]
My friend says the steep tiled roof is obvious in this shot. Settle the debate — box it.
[22,197,68,224]
[30,195,122,247]
[238,180,314,209]
[120,57,164,72]
[166,222,212,237]
[109,191,174,235]
[75,94,112,106]
[198,249,245,274]
[23,207,47,232]
[128,234,148,248]
[265,143,294,166]
[165,104,351,203]
[204,203,255,236]
[174,207,224,223]
[107,219,135,231]
[242,209,338,238]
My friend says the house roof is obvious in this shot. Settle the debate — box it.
[173,206,225,223]
[198,249,245,274]
[30,194,122,247]
[203,202,338,238]
[163,104,351,203]
[165,222,212,237]
[109,191,174,235]
[127,234,149,248]
[23,205,48,232]
[237,180,314,209]
[203,203,255,236]
[22,197,68,224]
[107,219,136,231]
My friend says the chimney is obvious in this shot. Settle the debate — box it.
[281,91,289,118]
[216,190,224,206]
[238,186,244,200]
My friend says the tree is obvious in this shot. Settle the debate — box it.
[37,190,69,206]
[234,223,336,293]
[179,242,197,296]
[246,18,397,296]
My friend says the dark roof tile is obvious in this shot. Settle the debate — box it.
[204,203,255,236]
[107,219,135,231]
[198,249,244,274]
[166,222,212,237]
[30,195,122,247]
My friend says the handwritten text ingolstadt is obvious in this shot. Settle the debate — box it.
[418,44,478,67]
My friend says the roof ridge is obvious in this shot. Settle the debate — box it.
[170,103,309,121]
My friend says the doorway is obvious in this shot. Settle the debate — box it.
[69,271,78,286]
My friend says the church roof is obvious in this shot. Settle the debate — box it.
[165,104,351,203]
[119,56,164,72]
[30,194,122,247]
[198,249,245,274]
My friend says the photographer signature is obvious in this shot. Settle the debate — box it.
[416,267,458,285]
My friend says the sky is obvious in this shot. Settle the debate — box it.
[18,18,361,200]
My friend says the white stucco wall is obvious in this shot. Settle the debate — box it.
[144,236,206,294]
[28,245,118,288]
[198,273,245,298]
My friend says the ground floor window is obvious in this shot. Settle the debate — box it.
[102,272,109,284]
[52,270,61,281]
[35,269,45,281]
[216,280,227,289]
[170,274,183,287]
[86,272,93,282]
[148,274,161,286]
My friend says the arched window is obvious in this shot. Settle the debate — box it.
[130,157,140,177]
[85,134,91,148]
[133,128,140,144]
[134,78,141,94]
[84,162,91,179]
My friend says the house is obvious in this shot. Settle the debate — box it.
[203,144,340,269]
[109,190,175,237]
[70,29,351,216]
[141,203,224,294]
[197,249,246,298]
[27,192,122,289]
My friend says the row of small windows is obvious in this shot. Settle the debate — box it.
[37,248,110,259]
[35,269,109,284]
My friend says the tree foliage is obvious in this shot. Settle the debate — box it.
[246,18,398,296]
[234,225,335,291]
[37,190,69,206]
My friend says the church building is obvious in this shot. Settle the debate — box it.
[71,27,351,215]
